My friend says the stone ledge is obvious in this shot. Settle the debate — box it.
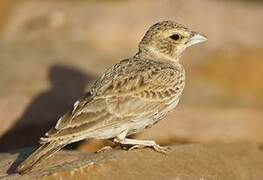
[1,143,263,180]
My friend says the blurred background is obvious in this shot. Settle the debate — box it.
[0,0,262,152]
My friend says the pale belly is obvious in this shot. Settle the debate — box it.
[86,97,180,139]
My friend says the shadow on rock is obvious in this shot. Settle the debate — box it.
[0,64,93,152]
[6,147,36,174]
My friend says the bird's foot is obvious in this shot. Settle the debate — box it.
[129,144,169,154]
[96,146,112,153]
[114,132,169,154]
[128,144,146,151]
[152,144,170,154]
[115,138,169,154]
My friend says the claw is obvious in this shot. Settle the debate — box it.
[153,144,169,154]
[128,144,146,151]
[96,146,112,153]
[129,144,169,154]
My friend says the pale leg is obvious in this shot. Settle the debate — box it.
[114,131,168,153]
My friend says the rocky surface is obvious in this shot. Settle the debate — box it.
[1,143,263,180]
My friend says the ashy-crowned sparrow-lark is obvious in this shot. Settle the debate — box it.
[17,20,207,174]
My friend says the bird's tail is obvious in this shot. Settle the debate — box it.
[16,141,66,175]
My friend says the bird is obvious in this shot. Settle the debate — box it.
[16,20,207,174]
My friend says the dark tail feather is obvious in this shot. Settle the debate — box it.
[16,141,66,175]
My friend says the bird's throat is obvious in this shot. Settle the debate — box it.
[135,48,180,63]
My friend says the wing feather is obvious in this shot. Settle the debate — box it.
[42,59,185,141]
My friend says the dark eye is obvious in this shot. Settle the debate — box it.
[170,34,180,41]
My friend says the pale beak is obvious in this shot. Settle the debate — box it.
[186,32,207,47]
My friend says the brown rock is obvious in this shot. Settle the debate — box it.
[1,144,263,180]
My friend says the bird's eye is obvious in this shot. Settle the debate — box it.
[170,34,180,41]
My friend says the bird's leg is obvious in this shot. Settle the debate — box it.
[114,132,168,153]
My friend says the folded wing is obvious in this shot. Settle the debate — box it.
[41,59,185,142]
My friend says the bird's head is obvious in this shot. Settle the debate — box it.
[138,21,207,62]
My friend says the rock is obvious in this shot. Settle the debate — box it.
[1,143,263,180]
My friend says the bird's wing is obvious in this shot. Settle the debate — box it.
[93,59,185,98]
[42,59,185,141]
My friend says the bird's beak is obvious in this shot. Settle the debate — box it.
[186,32,207,47]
